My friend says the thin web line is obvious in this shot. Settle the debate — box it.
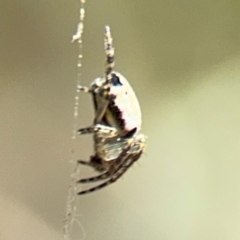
[63,1,87,240]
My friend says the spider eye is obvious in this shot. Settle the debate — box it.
[111,74,123,86]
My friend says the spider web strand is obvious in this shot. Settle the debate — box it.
[63,1,87,240]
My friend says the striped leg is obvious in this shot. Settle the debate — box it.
[77,144,132,184]
[77,150,142,195]
[78,124,118,138]
[104,25,115,80]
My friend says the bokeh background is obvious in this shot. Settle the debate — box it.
[1,0,240,239]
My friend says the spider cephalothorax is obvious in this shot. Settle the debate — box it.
[77,26,146,195]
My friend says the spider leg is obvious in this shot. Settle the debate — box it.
[78,155,106,172]
[78,149,142,195]
[77,156,130,194]
[77,171,112,183]
[77,144,132,183]
[93,101,109,124]
[78,143,139,192]
[78,124,118,137]
[77,158,127,184]
[77,160,92,167]
[100,26,116,102]
[104,26,115,81]
[77,84,91,93]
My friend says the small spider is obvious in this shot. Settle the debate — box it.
[77,26,146,195]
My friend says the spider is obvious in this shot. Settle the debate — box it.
[76,26,146,195]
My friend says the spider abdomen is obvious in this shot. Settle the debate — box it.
[92,71,142,137]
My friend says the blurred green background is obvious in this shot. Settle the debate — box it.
[1,0,240,239]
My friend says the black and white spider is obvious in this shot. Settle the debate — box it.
[77,26,146,195]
